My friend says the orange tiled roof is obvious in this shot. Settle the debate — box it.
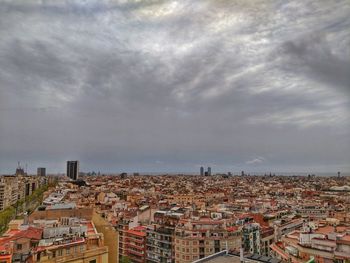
[0,227,42,246]
[126,229,146,237]
[133,226,146,231]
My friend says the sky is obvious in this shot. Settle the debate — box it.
[0,0,349,174]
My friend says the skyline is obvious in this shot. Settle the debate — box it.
[1,160,348,176]
[0,0,349,173]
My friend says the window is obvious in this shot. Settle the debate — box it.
[16,244,22,250]
[89,260,96,263]
[57,250,62,256]
[66,248,70,255]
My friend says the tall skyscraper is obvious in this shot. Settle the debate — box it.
[200,166,204,176]
[37,167,46,177]
[207,167,211,176]
[67,161,79,180]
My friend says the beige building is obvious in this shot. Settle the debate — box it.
[29,207,112,263]
[174,218,242,263]
[31,234,108,263]
[0,175,19,211]
[171,194,194,205]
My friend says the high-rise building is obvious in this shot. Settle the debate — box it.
[200,167,204,176]
[37,167,46,177]
[207,167,211,176]
[67,161,79,181]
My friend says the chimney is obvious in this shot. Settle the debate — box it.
[23,212,28,225]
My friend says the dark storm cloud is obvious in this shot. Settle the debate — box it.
[282,36,350,95]
[0,0,349,173]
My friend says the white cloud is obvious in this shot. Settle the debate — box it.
[246,157,265,165]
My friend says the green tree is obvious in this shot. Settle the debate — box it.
[120,256,131,263]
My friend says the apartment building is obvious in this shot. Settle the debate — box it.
[297,204,328,219]
[0,175,18,211]
[125,226,147,263]
[117,216,139,262]
[146,224,175,263]
[260,227,274,257]
[174,218,242,263]
[242,223,261,255]
[271,223,350,262]
[0,213,109,263]
[0,172,47,211]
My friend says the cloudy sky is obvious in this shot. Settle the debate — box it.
[0,0,349,174]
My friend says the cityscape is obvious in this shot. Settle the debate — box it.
[1,162,350,263]
[1,0,350,263]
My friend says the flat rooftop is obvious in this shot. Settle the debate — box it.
[200,254,241,263]
[194,251,282,263]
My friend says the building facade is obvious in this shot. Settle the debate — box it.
[67,161,79,181]
[37,168,46,177]
[174,218,241,263]
[146,225,175,263]
[0,176,18,211]
[242,223,261,255]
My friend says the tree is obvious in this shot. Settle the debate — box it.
[120,256,131,263]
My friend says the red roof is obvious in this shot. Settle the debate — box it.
[0,244,10,252]
[12,227,43,240]
[5,229,21,236]
[133,226,146,231]
[126,230,146,237]
[0,227,42,250]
